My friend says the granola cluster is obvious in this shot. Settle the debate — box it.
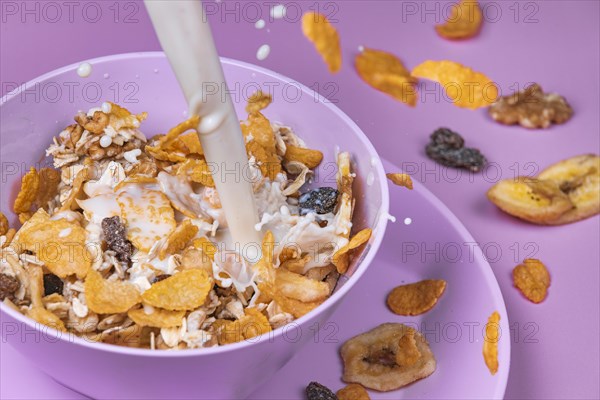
[0,95,369,350]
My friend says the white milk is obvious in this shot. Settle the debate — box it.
[145,1,260,254]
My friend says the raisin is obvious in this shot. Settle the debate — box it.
[299,187,339,215]
[426,128,487,172]
[0,273,20,301]
[152,274,171,284]
[306,382,338,400]
[43,274,64,296]
[102,216,134,264]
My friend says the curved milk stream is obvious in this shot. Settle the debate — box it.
[145,1,260,256]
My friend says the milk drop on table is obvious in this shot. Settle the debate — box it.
[77,62,92,78]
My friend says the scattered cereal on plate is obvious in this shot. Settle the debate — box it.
[513,259,550,303]
[306,381,337,400]
[426,128,487,172]
[483,311,500,375]
[387,279,447,316]
[337,383,370,400]
[386,173,413,190]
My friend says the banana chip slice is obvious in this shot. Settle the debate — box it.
[487,154,599,225]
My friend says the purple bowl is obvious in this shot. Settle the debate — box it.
[0,52,390,399]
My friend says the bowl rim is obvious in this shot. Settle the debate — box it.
[0,51,391,357]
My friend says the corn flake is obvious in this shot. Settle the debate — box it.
[218,307,272,345]
[513,258,550,303]
[127,306,185,328]
[355,48,418,107]
[337,384,371,400]
[18,209,91,279]
[253,231,276,284]
[146,116,201,162]
[387,173,414,190]
[178,159,215,187]
[435,0,483,40]
[396,330,421,367]
[483,311,500,375]
[333,228,372,273]
[275,268,330,303]
[25,265,67,331]
[142,269,213,311]
[0,212,9,236]
[246,91,273,114]
[61,166,90,211]
[283,145,324,169]
[85,269,141,314]
[13,167,40,214]
[246,140,281,180]
[412,60,498,109]
[386,279,447,316]
[302,12,342,73]
[159,220,199,260]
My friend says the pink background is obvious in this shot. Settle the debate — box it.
[1,1,599,399]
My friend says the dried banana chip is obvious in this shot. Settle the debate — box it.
[487,177,574,225]
[435,0,483,40]
[513,259,550,303]
[275,268,330,303]
[85,269,141,314]
[341,323,436,391]
[283,145,324,169]
[127,306,185,328]
[387,173,413,190]
[142,269,213,311]
[355,48,418,106]
[246,91,272,114]
[0,212,8,236]
[158,220,199,260]
[537,154,599,224]
[483,311,500,375]
[412,60,498,109]
[387,279,447,316]
[337,383,370,400]
[13,167,40,214]
[333,228,372,273]
[218,307,272,345]
[18,209,91,279]
[302,11,342,73]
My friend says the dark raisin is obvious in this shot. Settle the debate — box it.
[426,128,487,172]
[0,273,20,301]
[43,274,64,296]
[102,216,134,264]
[152,274,171,284]
[299,187,339,215]
[306,382,338,400]
[429,127,465,149]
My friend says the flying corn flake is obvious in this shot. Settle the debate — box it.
[0,212,8,236]
[246,91,273,114]
[337,384,371,400]
[512,258,550,303]
[17,209,91,279]
[142,269,213,311]
[177,159,215,187]
[13,167,40,214]
[283,145,324,169]
[412,60,498,109]
[396,330,421,367]
[302,12,342,73]
[158,220,199,260]
[127,306,185,328]
[218,307,272,345]
[386,279,447,316]
[333,228,372,273]
[275,268,330,303]
[355,48,418,107]
[435,0,483,40]
[387,173,414,190]
[117,188,176,253]
[483,311,500,375]
[107,102,148,130]
[85,269,141,314]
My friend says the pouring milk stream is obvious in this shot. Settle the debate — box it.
[145,1,261,258]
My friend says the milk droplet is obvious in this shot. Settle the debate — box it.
[103,73,110,79]
[366,172,375,186]
[270,4,286,19]
[255,19,265,29]
[99,135,113,148]
[256,44,271,61]
[370,156,378,167]
[77,62,92,78]
[101,102,112,113]
[358,45,365,52]
[135,74,140,79]
[404,217,412,225]
[153,68,159,73]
